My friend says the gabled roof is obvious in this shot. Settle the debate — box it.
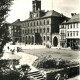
[11,19,21,25]
[43,10,65,17]
[66,14,80,23]
[22,10,67,22]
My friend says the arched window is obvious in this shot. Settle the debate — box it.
[31,29,32,33]
[44,28,45,33]
[47,28,49,33]
[40,28,42,33]
[53,36,58,46]
[44,36,45,41]
[47,36,49,41]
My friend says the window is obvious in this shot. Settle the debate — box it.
[44,36,45,41]
[47,36,49,41]
[31,29,32,33]
[40,21,41,25]
[37,29,38,33]
[68,25,69,29]
[47,20,49,24]
[73,24,75,28]
[25,30,26,34]
[76,31,78,36]
[62,25,64,28]
[28,29,29,33]
[68,32,69,37]
[34,22,35,26]
[47,28,49,33]
[76,23,78,28]
[37,21,38,26]
[31,22,32,26]
[40,28,42,33]
[44,28,45,33]
[28,23,29,26]
[73,31,75,36]
[23,37,24,40]
[44,20,45,25]
[34,28,35,32]
[29,23,31,26]
[70,32,72,36]
[70,24,72,29]
[37,14,38,17]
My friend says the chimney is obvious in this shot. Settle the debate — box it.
[71,13,76,17]
[17,19,20,22]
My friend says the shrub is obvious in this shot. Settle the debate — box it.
[1,70,20,80]
[0,60,31,80]
[33,57,78,69]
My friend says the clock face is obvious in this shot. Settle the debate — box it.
[34,14,36,17]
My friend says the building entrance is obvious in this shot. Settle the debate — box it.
[35,33,42,44]
[53,36,58,46]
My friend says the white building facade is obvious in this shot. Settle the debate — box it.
[59,14,80,48]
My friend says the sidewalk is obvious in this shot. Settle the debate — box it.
[68,75,80,80]
[2,45,39,72]
[15,52,38,72]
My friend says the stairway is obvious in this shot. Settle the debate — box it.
[27,71,45,80]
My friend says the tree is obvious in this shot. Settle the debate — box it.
[0,0,13,57]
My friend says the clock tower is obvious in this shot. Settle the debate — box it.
[32,0,41,12]
[30,0,45,19]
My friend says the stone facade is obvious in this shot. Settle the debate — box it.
[11,0,67,46]
[20,0,67,46]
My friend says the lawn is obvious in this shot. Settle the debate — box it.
[23,48,80,63]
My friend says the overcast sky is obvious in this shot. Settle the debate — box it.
[6,0,80,23]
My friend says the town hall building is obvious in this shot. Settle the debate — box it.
[11,0,68,46]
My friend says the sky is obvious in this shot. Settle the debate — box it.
[6,0,80,23]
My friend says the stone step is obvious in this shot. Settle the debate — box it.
[28,71,45,80]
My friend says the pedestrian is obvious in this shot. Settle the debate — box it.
[11,49,15,54]
[17,47,19,52]
[7,46,9,50]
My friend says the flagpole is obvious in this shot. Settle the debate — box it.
[52,0,53,10]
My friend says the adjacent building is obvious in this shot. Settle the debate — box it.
[59,13,80,48]
[11,19,21,42]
